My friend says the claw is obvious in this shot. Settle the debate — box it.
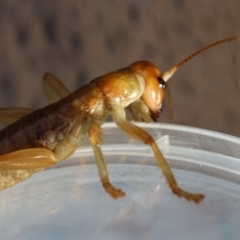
[102,182,125,199]
[172,187,205,204]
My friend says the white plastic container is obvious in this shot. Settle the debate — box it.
[0,123,240,240]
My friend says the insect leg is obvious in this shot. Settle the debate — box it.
[0,108,33,125]
[112,107,204,203]
[127,100,152,123]
[88,122,125,199]
[0,119,88,170]
[53,118,88,161]
[127,85,173,123]
[0,148,57,169]
[43,73,70,104]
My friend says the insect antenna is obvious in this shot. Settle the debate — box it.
[162,36,238,82]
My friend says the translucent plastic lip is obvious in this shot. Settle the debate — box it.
[1,122,240,240]
[63,122,240,185]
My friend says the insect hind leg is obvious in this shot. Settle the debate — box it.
[0,148,57,169]
[0,148,58,190]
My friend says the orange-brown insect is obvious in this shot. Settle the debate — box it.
[0,37,237,203]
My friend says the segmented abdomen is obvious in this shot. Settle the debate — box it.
[0,94,80,155]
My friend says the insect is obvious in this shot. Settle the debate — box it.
[0,37,237,203]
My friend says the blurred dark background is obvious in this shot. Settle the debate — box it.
[0,0,240,136]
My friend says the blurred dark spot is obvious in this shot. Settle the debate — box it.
[95,11,105,28]
[155,24,169,43]
[142,42,155,59]
[1,73,14,92]
[194,39,205,50]
[203,20,216,34]
[70,7,79,19]
[0,72,15,104]
[0,52,3,63]
[17,28,29,46]
[0,1,5,19]
[77,68,88,87]
[173,0,185,9]
[71,32,82,50]
[105,27,130,53]
[105,35,116,53]
[230,53,239,89]
[36,131,40,140]
[27,56,37,70]
[223,107,237,125]
[115,26,129,43]
[128,4,141,24]
[175,111,200,126]
[30,94,42,108]
[173,22,190,36]
[43,18,57,43]
[176,77,196,96]
[162,51,174,66]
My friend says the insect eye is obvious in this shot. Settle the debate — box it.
[158,77,166,89]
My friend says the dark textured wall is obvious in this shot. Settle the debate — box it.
[0,0,239,136]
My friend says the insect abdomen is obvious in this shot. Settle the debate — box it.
[0,97,79,155]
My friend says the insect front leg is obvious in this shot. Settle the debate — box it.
[112,106,204,204]
[127,100,152,123]
[88,122,125,199]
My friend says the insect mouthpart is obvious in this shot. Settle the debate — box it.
[158,77,166,89]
